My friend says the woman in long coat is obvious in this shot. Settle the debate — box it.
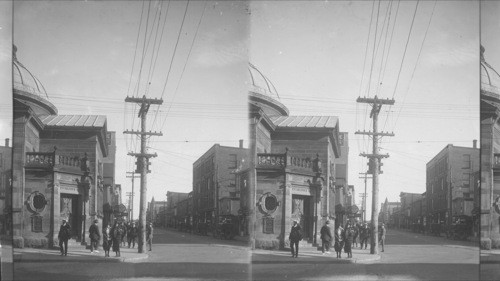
[334,225,345,258]
[112,221,124,257]
[344,225,354,258]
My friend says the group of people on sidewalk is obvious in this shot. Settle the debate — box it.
[288,218,386,259]
[57,219,154,257]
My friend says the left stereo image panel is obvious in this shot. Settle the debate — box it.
[5,1,251,280]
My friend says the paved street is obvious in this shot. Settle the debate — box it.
[251,228,479,281]
[9,227,484,280]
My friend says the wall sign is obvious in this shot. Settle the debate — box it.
[263,217,274,234]
[31,216,43,232]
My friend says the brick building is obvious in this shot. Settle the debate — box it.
[480,46,500,249]
[192,143,248,227]
[12,46,117,248]
[426,143,479,231]
[248,64,345,250]
[165,191,189,227]
[379,198,401,228]
[0,139,12,235]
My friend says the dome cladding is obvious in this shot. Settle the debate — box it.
[481,46,500,97]
[13,45,49,99]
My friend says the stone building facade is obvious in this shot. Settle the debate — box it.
[248,64,345,250]
[480,46,500,249]
[12,46,117,248]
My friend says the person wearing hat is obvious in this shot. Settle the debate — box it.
[146,222,154,251]
[89,219,100,253]
[379,223,386,252]
[289,219,302,258]
[58,219,71,256]
[320,220,332,254]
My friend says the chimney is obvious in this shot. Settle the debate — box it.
[239,139,244,148]
[5,138,9,147]
[473,139,477,149]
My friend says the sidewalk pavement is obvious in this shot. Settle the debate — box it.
[480,248,500,264]
[252,246,381,264]
[13,243,149,263]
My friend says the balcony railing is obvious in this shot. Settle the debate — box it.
[257,154,286,168]
[25,152,81,169]
[256,153,314,172]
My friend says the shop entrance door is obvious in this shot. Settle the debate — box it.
[60,194,78,238]
[291,195,312,240]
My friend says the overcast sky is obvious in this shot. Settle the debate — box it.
[481,1,500,70]
[12,1,249,219]
[0,1,12,144]
[249,1,479,219]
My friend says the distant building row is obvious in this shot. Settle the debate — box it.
[379,143,480,237]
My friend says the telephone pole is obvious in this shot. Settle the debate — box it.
[124,95,163,253]
[355,95,394,255]
[358,172,372,223]
[126,172,138,221]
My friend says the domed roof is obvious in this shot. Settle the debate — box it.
[13,45,57,116]
[13,45,49,99]
[248,63,281,101]
[481,45,500,98]
[248,63,289,117]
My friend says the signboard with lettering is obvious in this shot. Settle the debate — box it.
[291,186,312,196]
[60,184,79,195]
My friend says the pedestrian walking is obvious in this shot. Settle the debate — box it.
[289,219,302,258]
[360,222,369,249]
[89,219,100,253]
[102,224,112,257]
[112,221,125,257]
[334,224,345,258]
[146,222,154,251]
[320,220,332,254]
[127,222,138,248]
[353,223,359,248]
[379,223,386,252]
[58,219,71,256]
[122,221,129,247]
[344,225,354,258]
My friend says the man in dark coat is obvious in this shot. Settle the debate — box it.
[89,219,100,253]
[128,222,138,248]
[289,219,302,258]
[360,222,369,249]
[320,220,332,254]
[58,220,71,256]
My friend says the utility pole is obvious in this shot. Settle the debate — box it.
[359,172,372,223]
[355,95,394,255]
[124,95,163,253]
[126,172,138,221]
[126,192,133,221]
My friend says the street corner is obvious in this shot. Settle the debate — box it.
[119,252,149,263]
[117,247,150,263]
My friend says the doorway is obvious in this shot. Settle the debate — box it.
[291,195,312,240]
[60,194,79,238]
